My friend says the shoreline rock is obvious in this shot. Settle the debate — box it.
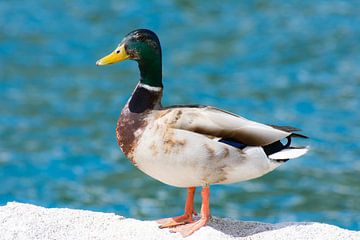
[0,202,358,240]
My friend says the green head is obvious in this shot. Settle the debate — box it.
[96,29,163,88]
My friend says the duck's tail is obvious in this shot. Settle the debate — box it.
[268,146,309,161]
[262,133,309,162]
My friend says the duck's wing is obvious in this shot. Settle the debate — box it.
[160,105,302,146]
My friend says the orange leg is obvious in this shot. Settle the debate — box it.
[157,187,197,228]
[170,186,211,237]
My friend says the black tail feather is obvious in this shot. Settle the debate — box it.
[269,125,309,139]
[290,133,309,139]
[268,125,302,132]
[263,137,291,156]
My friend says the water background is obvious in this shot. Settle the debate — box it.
[1,0,359,230]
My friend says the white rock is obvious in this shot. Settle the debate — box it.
[0,202,358,240]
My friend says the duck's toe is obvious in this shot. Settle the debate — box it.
[157,214,194,228]
[169,216,209,237]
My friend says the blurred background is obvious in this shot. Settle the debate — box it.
[0,0,359,230]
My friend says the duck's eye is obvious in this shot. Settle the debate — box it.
[116,50,121,54]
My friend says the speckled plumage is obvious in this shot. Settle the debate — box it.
[114,83,307,188]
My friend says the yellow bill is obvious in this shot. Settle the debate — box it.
[96,44,129,66]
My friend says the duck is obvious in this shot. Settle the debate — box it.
[96,29,308,237]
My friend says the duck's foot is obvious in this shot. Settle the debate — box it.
[169,216,209,237]
[157,213,195,228]
[170,186,211,237]
[157,187,197,229]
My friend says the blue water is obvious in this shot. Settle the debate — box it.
[1,0,359,230]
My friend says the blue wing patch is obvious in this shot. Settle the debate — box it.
[218,138,247,149]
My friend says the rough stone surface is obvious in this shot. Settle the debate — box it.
[0,202,358,240]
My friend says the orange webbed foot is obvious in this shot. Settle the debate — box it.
[161,186,211,237]
[170,216,209,237]
[171,186,210,236]
[157,213,195,228]
[157,187,196,229]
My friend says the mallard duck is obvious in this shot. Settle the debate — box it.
[96,29,308,237]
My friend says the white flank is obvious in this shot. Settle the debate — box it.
[138,83,163,91]
[269,147,309,160]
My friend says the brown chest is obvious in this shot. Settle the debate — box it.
[116,110,148,164]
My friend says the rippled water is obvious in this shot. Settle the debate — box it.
[1,0,359,230]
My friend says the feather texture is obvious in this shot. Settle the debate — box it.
[157,106,292,146]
